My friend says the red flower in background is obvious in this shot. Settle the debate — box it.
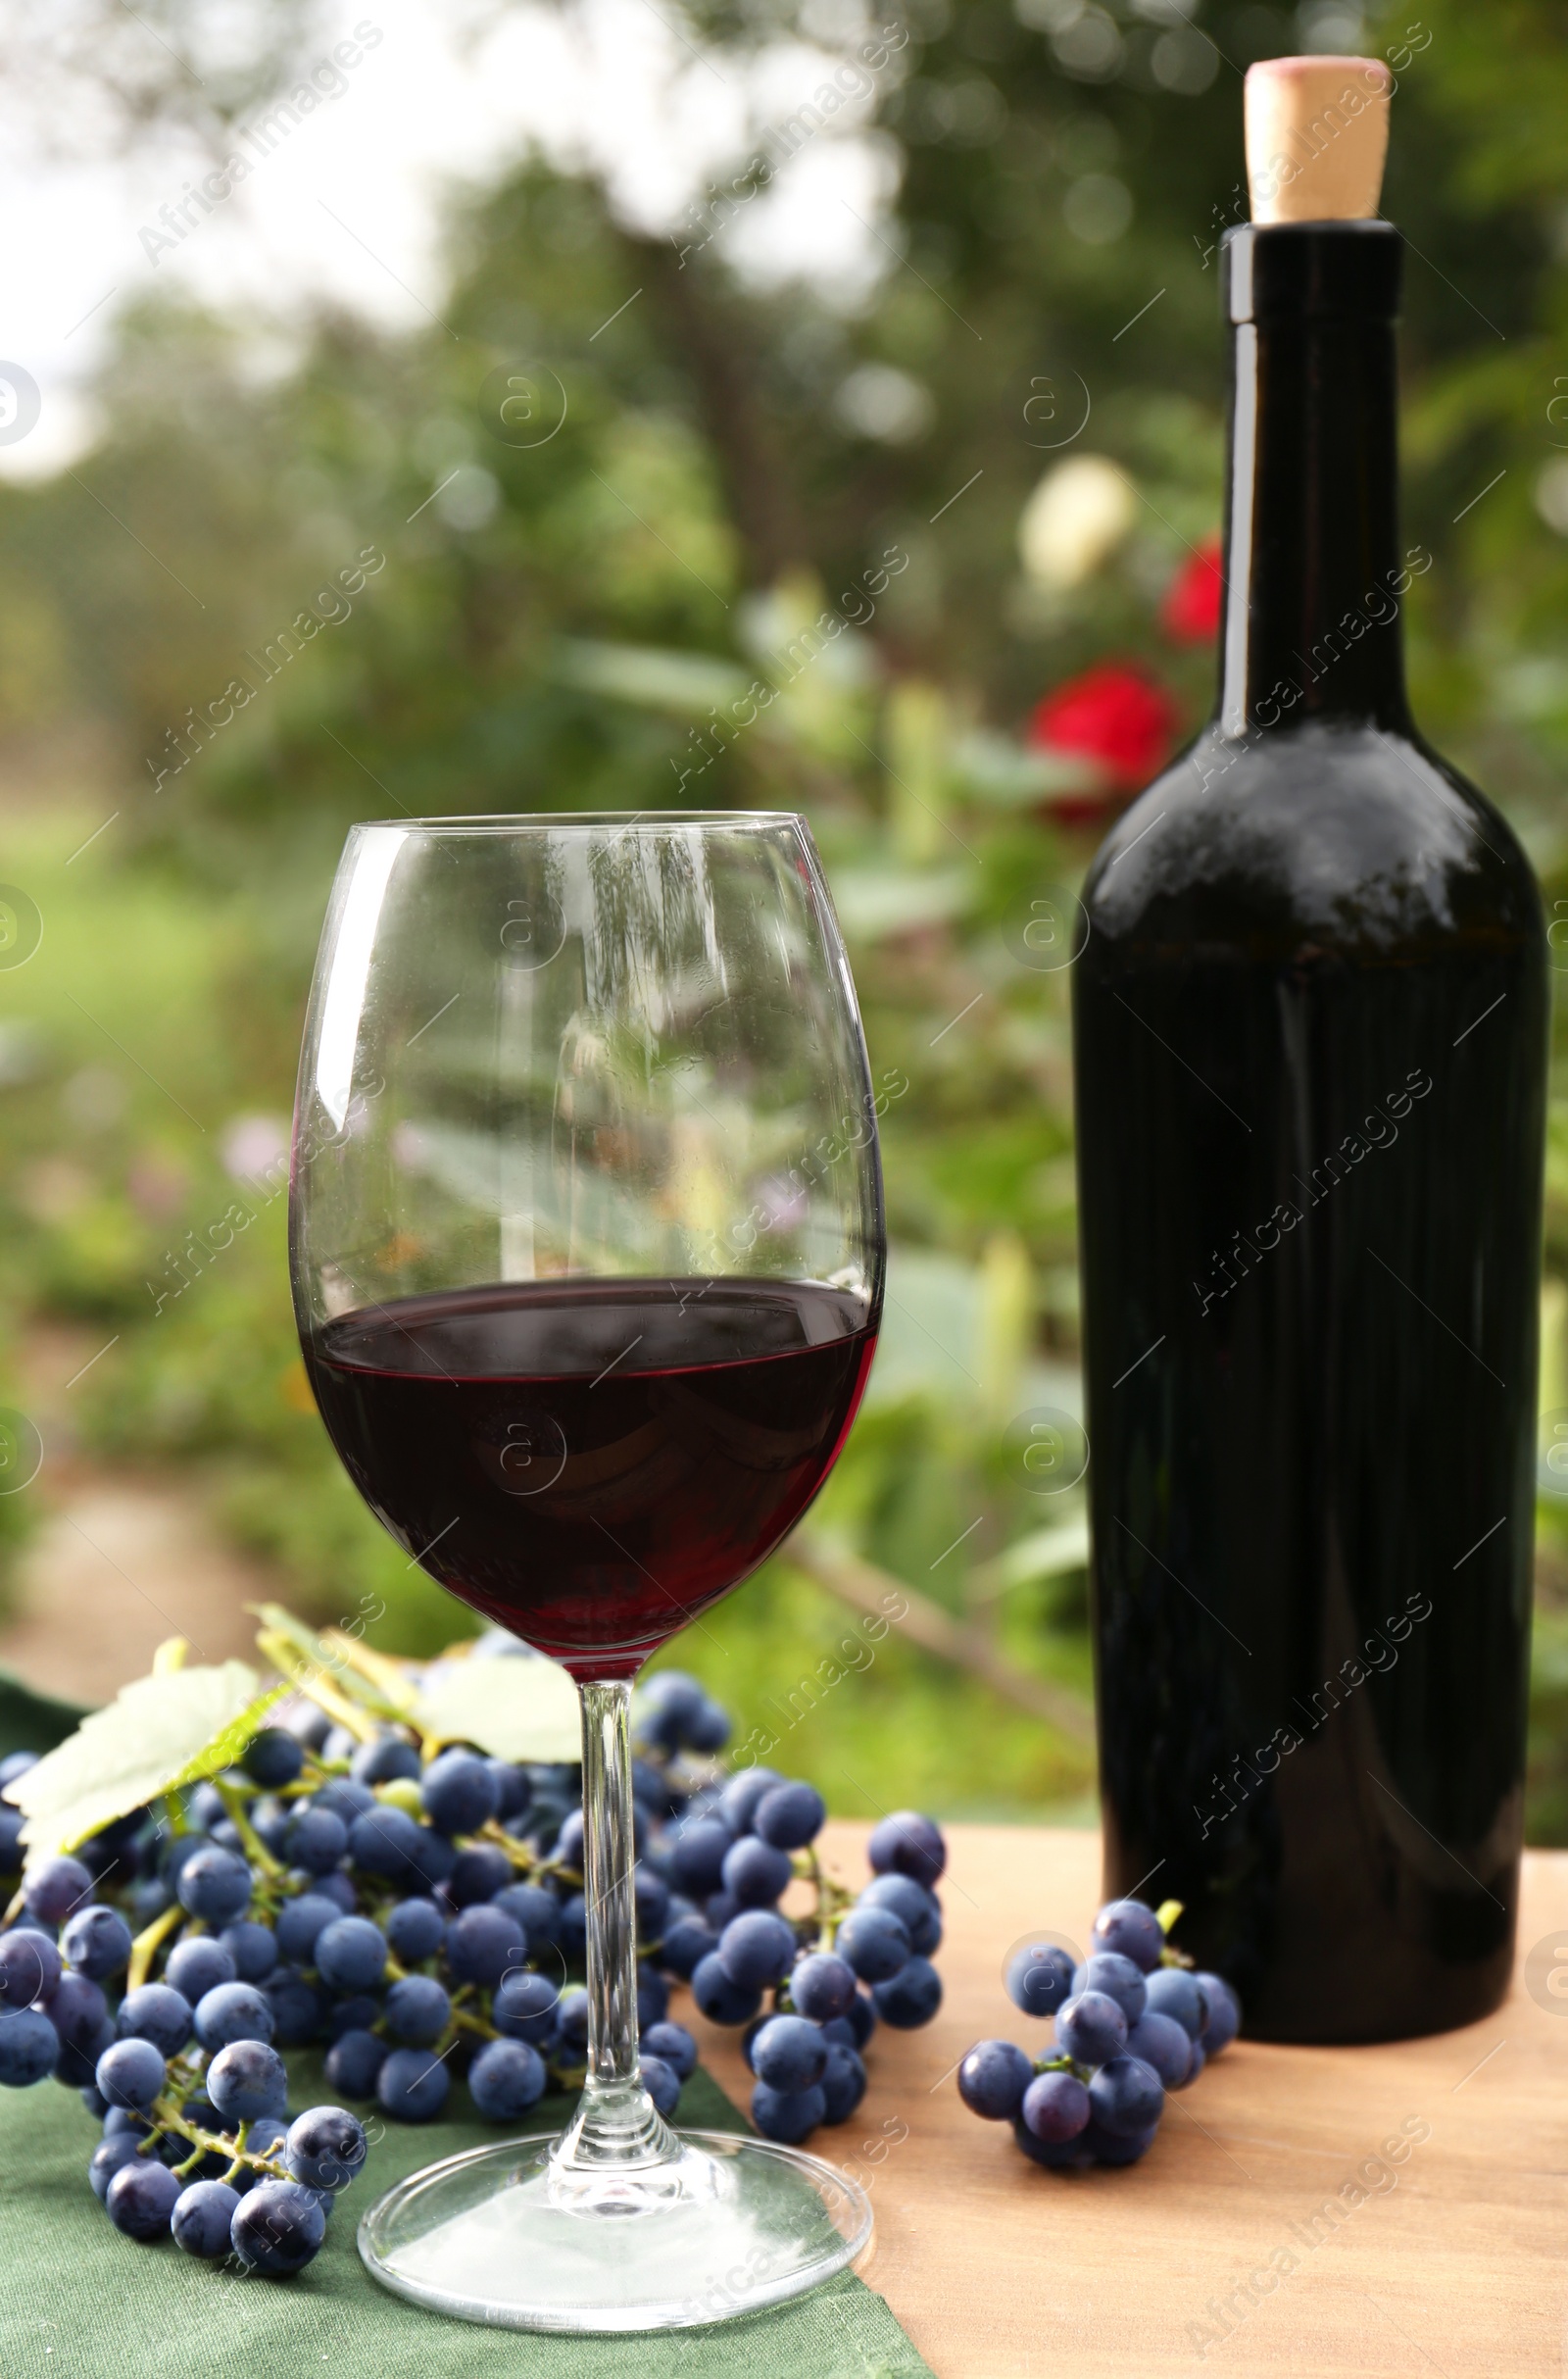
[1027,662,1180,817]
[1160,536,1224,643]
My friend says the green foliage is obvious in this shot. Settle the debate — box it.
[3,0,1568,1823]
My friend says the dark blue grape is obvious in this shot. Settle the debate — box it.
[1178,2040,1207,2088]
[493,1970,558,2044]
[957,2038,1035,2120]
[165,1937,236,2003]
[447,1843,512,1906]
[717,1910,797,1989]
[351,1736,422,1787]
[865,1810,946,1889]
[264,1968,322,2049]
[188,1782,229,1831]
[116,1983,192,2058]
[314,1916,387,1993]
[485,1759,530,1821]
[329,1998,380,2043]
[551,1809,586,1870]
[60,1905,132,1982]
[636,1964,668,2030]
[1090,1899,1164,1973]
[872,1954,942,2029]
[721,1836,793,1908]
[24,1856,93,1927]
[377,2046,451,2123]
[385,1897,446,1963]
[1054,1991,1128,2067]
[445,1905,525,1990]
[176,1846,253,1927]
[1089,2054,1163,2139]
[554,1988,590,2053]
[751,2015,827,2094]
[718,1767,782,1836]
[230,2178,326,2271]
[837,1906,910,1985]
[1194,1972,1241,2054]
[285,1807,348,1876]
[1084,2118,1158,2166]
[45,1971,108,2052]
[790,1951,856,2024]
[219,1920,278,1984]
[751,2081,826,2144]
[641,2020,697,2081]
[634,1866,669,1941]
[668,1817,733,1898]
[90,2134,142,2201]
[555,1892,588,1961]
[1011,2115,1094,2169]
[1142,1966,1204,2040]
[95,2038,165,2111]
[0,1808,23,1869]
[0,1925,62,2008]
[80,2082,109,2117]
[1005,1942,1075,2020]
[754,1782,825,1851]
[313,1777,376,1825]
[420,1750,499,1835]
[1020,2069,1092,2143]
[314,1870,359,1913]
[685,1698,731,1754]
[691,1953,760,2027]
[641,2054,680,2118]
[858,1873,942,1956]
[207,2039,288,2122]
[241,1728,305,1790]
[194,1982,274,2052]
[348,1806,424,1879]
[172,2178,241,2255]
[843,1991,877,2051]
[101,2106,151,2139]
[1075,1952,1147,2024]
[659,1915,718,1980]
[705,1890,740,1933]
[384,1974,451,2047]
[492,1883,559,1955]
[819,2042,866,2125]
[286,2104,368,2190]
[273,1894,341,1965]
[1126,2010,1193,2087]
[467,2039,547,2121]
[106,2157,181,2238]
[0,2007,59,2086]
[324,2028,386,2099]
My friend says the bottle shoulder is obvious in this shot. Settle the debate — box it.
[1081,719,1543,960]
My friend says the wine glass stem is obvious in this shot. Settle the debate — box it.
[550,1677,678,2189]
[579,1677,641,2090]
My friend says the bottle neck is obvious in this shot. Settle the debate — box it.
[1217,223,1414,739]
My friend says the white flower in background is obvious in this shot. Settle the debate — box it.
[222,1114,289,1184]
[1017,454,1135,588]
[832,364,935,445]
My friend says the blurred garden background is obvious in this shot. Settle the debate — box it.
[4,0,1568,1827]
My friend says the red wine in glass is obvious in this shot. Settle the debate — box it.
[306,1275,877,1680]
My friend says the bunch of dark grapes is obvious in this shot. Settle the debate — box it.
[640,1673,946,2146]
[957,1896,1240,2169]
[0,1647,947,2264]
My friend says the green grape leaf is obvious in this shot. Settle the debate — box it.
[10,1662,288,1857]
[410,1654,580,1763]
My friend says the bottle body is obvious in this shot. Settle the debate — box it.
[1073,223,1548,2041]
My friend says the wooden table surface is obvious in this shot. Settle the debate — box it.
[694,1822,1568,2379]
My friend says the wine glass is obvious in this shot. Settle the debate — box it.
[289,812,885,2331]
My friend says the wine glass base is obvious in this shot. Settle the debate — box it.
[357,2127,874,2333]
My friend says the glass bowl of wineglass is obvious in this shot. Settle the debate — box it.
[289,812,886,2331]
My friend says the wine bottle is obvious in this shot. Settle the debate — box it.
[1073,57,1548,2042]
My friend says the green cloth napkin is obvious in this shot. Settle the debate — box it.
[0,1669,936,2377]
